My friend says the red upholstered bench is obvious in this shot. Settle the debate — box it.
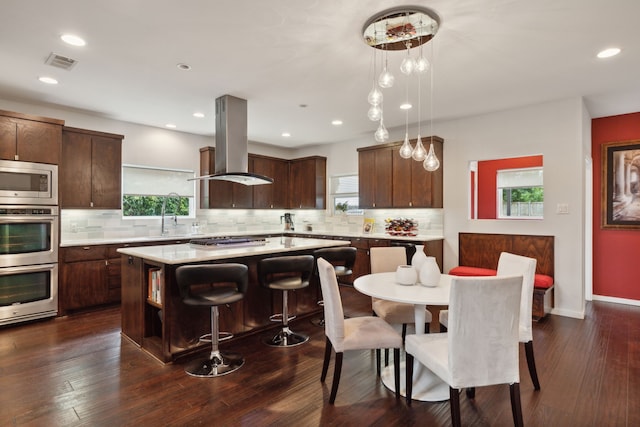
[449,266,554,321]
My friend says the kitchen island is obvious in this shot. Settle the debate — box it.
[118,236,350,363]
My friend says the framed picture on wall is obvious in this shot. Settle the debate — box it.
[601,139,640,229]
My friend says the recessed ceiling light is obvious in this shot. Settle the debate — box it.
[400,103,412,110]
[282,132,291,137]
[331,120,343,126]
[597,47,621,59]
[61,34,86,47]
[193,112,205,118]
[38,76,58,85]
[177,63,191,71]
[165,123,177,129]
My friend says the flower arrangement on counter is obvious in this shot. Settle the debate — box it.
[384,217,418,236]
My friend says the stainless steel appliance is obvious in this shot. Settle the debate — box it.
[0,159,58,205]
[0,201,59,325]
[0,206,59,268]
[0,263,58,325]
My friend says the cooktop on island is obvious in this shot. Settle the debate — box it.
[189,236,267,249]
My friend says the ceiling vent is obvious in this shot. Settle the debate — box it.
[45,52,78,70]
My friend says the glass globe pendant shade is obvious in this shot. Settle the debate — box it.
[400,55,417,75]
[423,143,440,171]
[412,135,427,161]
[378,67,395,88]
[374,119,389,142]
[399,133,414,159]
[416,56,430,73]
[367,105,382,121]
[367,86,383,106]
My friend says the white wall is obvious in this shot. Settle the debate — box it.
[0,98,295,173]
[299,97,589,319]
[439,97,587,319]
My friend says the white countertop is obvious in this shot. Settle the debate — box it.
[61,230,443,247]
[116,236,351,265]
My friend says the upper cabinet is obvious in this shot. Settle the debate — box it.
[289,156,326,209]
[199,147,253,208]
[252,154,289,209]
[358,145,393,209]
[60,126,124,209]
[0,110,64,164]
[199,148,326,210]
[358,137,443,209]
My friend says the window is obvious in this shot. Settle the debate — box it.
[496,167,543,218]
[330,174,362,215]
[122,165,195,218]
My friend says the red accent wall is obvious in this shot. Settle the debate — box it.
[477,156,544,219]
[592,112,640,300]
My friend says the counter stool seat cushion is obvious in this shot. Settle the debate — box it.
[267,276,307,291]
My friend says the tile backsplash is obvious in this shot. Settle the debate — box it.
[60,208,443,242]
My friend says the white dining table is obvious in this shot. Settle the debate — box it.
[353,271,452,402]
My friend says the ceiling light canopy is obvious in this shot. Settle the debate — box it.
[363,6,440,51]
[363,6,441,171]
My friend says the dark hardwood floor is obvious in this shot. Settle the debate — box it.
[1,288,639,426]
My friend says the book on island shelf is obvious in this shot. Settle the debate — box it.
[148,268,162,305]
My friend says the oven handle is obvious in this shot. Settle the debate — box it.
[0,216,58,223]
[0,263,57,275]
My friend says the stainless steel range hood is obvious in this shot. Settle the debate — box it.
[198,95,273,186]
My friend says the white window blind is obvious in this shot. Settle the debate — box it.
[122,165,195,197]
[497,168,543,188]
[331,175,359,195]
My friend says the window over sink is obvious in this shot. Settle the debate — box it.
[122,165,195,218]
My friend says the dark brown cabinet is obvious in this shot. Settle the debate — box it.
[200,147,326,210]
[60,245,121,312]
[358,145,393,208]
[60,127,123,209]
[199,147,253,208]
[359,137,443,209]
[392,136,444,208]
[0,110,63,164]
[289,156,326,209]
[252,154,289,209]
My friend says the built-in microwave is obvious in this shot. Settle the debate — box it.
[0,159,58,206]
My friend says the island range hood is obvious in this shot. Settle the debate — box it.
[197,95,273,186]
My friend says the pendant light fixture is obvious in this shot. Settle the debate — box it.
[363,6,441,171]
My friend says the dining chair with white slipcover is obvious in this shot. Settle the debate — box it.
[406,275,524,427]
[439,251,541,390]
[317,257,402,404]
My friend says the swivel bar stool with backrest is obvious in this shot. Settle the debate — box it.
[259,254,315,347]
[175,263,248,377]
[311,246,357,326]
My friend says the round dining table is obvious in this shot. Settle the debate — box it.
[354,271,452,402]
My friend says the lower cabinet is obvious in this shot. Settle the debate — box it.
[60,240,187,313]
[60,245,117,312]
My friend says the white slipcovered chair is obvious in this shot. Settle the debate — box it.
[439,251,541,390]
[317,257,402,404]
[405,275,524,427]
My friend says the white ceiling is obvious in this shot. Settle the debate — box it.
[1,0,639,148]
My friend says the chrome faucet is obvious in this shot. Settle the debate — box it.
[160,192,180,236]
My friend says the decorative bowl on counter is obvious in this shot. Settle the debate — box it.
[384,218,418,236]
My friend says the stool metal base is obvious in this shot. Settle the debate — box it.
[263,326,309,347]
[185,350,244,377]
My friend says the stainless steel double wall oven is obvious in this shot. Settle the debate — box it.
[0,159,59,325]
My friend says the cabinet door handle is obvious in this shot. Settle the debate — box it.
[105,260,109,266]
[83,247,91,250]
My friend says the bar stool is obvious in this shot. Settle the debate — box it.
[176,263,248,377]
[258,254,315,347]
[311,246,357,327]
